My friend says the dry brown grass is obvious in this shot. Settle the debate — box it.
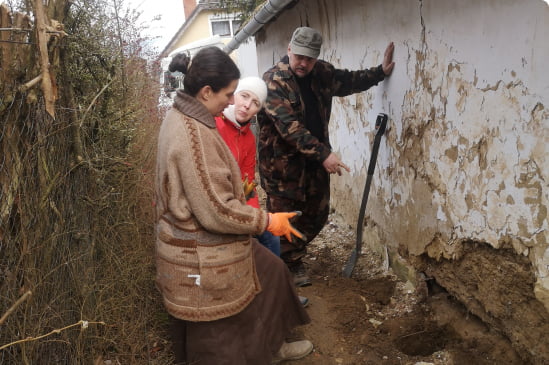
[0,98,173,364]
[0,3,174,363]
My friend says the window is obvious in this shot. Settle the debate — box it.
[210,18,241,37]
[212,20,231,37]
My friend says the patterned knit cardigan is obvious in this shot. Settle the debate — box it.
[155,90,268,321]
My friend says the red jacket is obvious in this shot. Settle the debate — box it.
[215,105,259,208]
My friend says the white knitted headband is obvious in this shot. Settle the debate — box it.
[235,77,268,107]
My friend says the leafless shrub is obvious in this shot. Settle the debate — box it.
[1,1,171,363]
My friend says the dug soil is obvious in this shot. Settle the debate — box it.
[286,215,525,365]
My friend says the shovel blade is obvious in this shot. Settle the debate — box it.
[342,249,359,278]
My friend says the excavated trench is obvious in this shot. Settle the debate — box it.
[413,241,549,364]
[291,217,549,364]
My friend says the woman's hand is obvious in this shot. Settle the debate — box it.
[267,212,304,242]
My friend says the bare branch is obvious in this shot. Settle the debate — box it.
[33,0,56,119]
[0,291,32,326]
[0,320,107,350]
[19,74,43,92]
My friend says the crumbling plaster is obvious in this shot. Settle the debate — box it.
[255,0,548,308]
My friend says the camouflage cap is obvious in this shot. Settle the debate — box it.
[290,27,322,58]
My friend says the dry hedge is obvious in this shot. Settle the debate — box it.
[1,1,171,363]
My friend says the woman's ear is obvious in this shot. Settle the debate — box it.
[198,85,213,101]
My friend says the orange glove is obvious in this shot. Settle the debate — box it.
[267,212,304,243]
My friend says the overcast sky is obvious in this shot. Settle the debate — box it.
[126,0,185,52]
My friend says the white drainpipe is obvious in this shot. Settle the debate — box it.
[223,0,296,54]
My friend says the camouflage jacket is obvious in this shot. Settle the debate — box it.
[257,55,386,201]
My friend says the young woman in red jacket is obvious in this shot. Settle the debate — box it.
[215,77,310,308]
[215,77,281,256]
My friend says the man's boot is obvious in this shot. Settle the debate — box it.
[289,261,311,287]
[281,243,311,287]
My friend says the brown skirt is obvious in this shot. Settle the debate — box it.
[169,240,311,365]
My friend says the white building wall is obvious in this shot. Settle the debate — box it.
[233,36,260,77]
[255,0,549,311]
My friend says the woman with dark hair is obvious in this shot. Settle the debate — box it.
[155,46,313,364]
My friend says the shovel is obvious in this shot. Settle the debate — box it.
[342,113,388,278]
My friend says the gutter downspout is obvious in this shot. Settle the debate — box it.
[223,0,296,54]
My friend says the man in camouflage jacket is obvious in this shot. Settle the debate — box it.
[257,27,395,286]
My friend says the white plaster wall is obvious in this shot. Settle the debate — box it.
[255,0,549,307]
[233,36,260,77]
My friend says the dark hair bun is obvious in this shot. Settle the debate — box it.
[168,53,191,74]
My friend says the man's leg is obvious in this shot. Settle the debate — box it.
[290,160,331,244]
[266,166,330,286]
[286,165,330,286]
[298,174,330,245]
